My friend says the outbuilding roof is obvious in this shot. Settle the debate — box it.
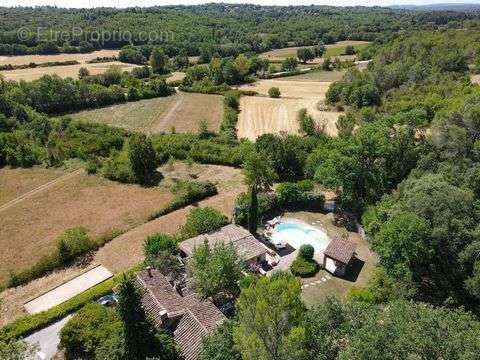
[324,237,356,264]
[179,224,267,261]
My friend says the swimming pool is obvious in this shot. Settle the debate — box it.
[274,221,330,258]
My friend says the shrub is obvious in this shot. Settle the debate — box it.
[148,180,218,220]
[143,233,178,258]
[298,244,314,261]
[181,207,229,238]
[275,180,324,210]
[290,257,318,277]
[57,227,93,263]
[59,303,124,360]
[233,191,278,227]
[268,87,281,98]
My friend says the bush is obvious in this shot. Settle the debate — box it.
[275,180,324,210]
[181,207,229,238]
[233,191,278,227]
[298,244,314,261]
[268,87,281,98]
[148,180,218,220]
[59,303,124,360]
[290,257,318,277]
[143,233,178,258]
[57,227,93,263]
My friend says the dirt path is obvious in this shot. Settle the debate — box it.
[152,92,185,133]
[0,169,83,213]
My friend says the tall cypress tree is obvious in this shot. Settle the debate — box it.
[117,276,179,360]
[248,185,258,234]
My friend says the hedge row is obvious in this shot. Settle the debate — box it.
[148,180,218,221]
[0,60,79,71]
[6,228,123,289]
[0,267,138,340]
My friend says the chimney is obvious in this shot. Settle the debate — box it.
[146,266,153,277]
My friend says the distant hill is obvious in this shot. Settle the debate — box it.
[391,3,480,11]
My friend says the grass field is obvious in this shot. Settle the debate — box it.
[67,92,224,134]
[0,50,120,66]
[0,167,178,283]
[261,41,370,63]
[277,70,346,82]
[237,79,341,140]
[0,167,65,206]
[0,50,140,81]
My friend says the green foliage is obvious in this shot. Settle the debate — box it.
[233,273,306,360]
[298,244,314,261]
[242,150,277,190]
[290,257,318,278]
[0,339,37,360]
[304,297,480,360]
[59,303,124,360]
[150,47,169,74]
[268,87,281,98]
[149,180,218,220]
[297,108,316,136]
[117,276,179,360]
[297,48,315,63]
[57,227,93,263]
[200,321,241,360]
[248,186,259,234]
[181,207,229,238]
[233,191,278,228]
[127,133,158,185]
[281,57,298,72]
[220,91,241,140]
[275,181,324,211]
[190,240,245,299]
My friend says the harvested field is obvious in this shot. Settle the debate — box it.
[237,79,341,140]
[0,162,245,326]
[68,92,224,134]
[0,167,65,206]
[0,168,175,283]
[277,70,345,82]
[1,61,138,81]
[0,50,120,66]
[260,41,370,63]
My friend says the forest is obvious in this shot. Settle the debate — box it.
[0,4,477,56]
[3,4,480,359]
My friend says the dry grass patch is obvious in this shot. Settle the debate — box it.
[260,41,370,63]
[278,70,346,82]
[1,61,138,81]
[0,50,120,66]
[0,169,175,283]
[68,92,224,134]
[237,79,340,140]
[0,167,65,205]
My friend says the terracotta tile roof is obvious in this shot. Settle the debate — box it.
[135,269,225,360]
[179,224,267,261]
[324,237,356,264]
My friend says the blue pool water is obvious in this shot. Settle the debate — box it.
[275,221,330,255]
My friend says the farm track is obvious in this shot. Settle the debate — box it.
[0,169,83,213]
[153,92,185,133]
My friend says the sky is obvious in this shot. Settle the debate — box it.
[2,0,480,8]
